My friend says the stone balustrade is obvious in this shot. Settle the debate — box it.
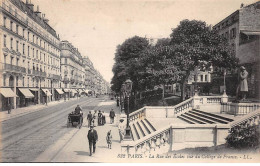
[129,107,146,122]
[222,102,260,116]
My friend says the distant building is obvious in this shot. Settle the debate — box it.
[0,0,60,110]
[213,1,260,98]
[60,40,85,98]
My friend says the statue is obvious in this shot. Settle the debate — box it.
[237,66,248,100]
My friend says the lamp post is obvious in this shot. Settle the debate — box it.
[223,69,227,95]
[124,79,133,140]
[121,83,126,113]
[194,66,199,96]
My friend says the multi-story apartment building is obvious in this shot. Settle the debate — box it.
[60,40,85,99]
[0,0,61,111]
[213,2,260,98]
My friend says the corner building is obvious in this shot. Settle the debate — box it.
[60,40,85,99]
[213,2,260,98]
[0,0,61,110]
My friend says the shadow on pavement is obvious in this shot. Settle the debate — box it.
[98,145,109,149]
[74,151,90,156]
[112,140,120,143]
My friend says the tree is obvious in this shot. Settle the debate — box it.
[168,19,238,100]
[111,36,149,94]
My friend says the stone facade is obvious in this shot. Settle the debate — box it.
[212,2,260,98]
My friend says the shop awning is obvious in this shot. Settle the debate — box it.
[0,88,18,98]
[42,89,52,96]
[71,89,78,94]
[85,89,91,93]
[241,30,260,36]
[19,88,34,98]
[29,88,39,91]
[63,89,70,92]
[55,89,64,95]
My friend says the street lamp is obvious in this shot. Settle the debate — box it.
[223,69,227,95]
[121,83,126,113]
[124,78,133,140]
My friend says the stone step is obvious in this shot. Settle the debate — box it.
[144,118,156,132]
[140,119,151,134]
[136,121,146,137]
[185,112,215,124]
[130,123,139,141]
[177,115,195,124]
[180,114,206,124]
[193,109,234,122]
[190,110,231,124]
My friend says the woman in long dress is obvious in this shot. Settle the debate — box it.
[93,110,98,127]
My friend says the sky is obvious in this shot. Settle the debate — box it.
[29,0,257,83]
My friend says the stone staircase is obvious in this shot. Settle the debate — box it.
[177,109,234,124]
[129,118,156,141]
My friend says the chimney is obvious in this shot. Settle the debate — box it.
[26,0,34,11]
[34,5,41,17]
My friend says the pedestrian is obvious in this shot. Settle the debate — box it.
[102,111,106,125]
[87,111,93,127]
[93,110,98,127]
[118,119,125,142]
[109,109,115,124]
[116,97,119,107]
[87,124,98,156]
[98,110,102,126]
[239,66,248,100]
[106,130,112,149]
[7,100,11,114]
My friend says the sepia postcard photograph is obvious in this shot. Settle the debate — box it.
[0,0,259,163]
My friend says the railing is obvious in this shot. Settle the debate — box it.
[230,109,260,128]
[134,126,171,154]
[221,103,260,116]
[27,69,32,74]
[2,63,26,73]
[32,70,40,75]
[174,97,193,115]
[129,107,146,122]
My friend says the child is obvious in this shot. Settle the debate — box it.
[106,130,112,149]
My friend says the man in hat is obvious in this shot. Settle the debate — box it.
[87,111,93,127]
[238,66,248,100]
[87,124,98,156]
[118,119,125,142]
[109,109,115,124]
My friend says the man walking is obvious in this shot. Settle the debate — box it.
[87,111,93,127]
[87,125,98,156]
[109,109,115,124]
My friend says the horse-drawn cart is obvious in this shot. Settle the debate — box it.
[67,112,83,129]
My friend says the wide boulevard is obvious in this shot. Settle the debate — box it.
[0,96,115,162]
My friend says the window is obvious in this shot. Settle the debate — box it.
[3,17,6,27]
[27,77,29,87]
[16,24,19,34]
[16,76,18,86]
[28,32,30,41]
[10,21,13,31]
[36,50,38,59]
[205,75,208,82]
[10,38,13,49]
[23,77,25,87]
[33,35,35,43]
[200,75,203,82]
[3,35,6,47]
[33,48,35,57]
[3,75,6,86]
[65,58,67,64]
[23,29,25,37]
[28,46,30,56]
[16,40,19,51]
[16,58,19,66]
[4,55,7,64]
[23,44,25,54]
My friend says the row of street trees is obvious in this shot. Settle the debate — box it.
[111,19,238,110]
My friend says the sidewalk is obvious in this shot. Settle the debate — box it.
[34,99,126,162]
[0,97,87,122]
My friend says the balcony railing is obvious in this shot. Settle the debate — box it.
[2,63,26,74]
[64,77,70,83]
